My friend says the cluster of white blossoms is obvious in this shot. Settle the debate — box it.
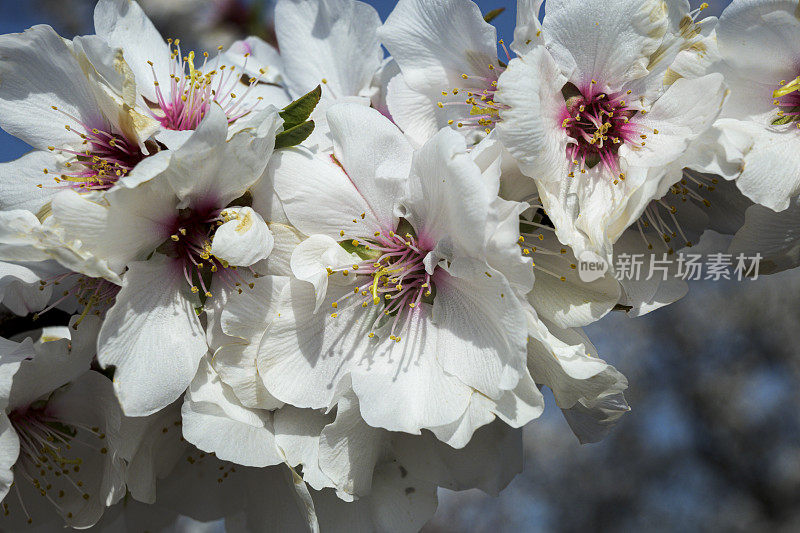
[0,0,797,530]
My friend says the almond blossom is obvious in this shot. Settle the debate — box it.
[711,0,800,210]
[495,0,728,259]
[48,105,279,416]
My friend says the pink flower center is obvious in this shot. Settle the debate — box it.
[561,85,639,176]
[773,76,800,127]
[160,206,252,298]
[148,40,266,131]
[44,108,145,192]
[328,228,433,343]
[438,43,511,137]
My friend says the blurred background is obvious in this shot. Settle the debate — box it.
[4,0,800,531]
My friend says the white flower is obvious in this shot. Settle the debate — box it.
[93,0,283,143]
[49,105,280,416]
[224,0,384,150]
[226,104,541,444]
[495,0,727,258]
[227,0,383,102]
[527,316,629,443]
[0,24,159,213]
[114,400,186,505]
[379,0,505,146]
[181,357,284,468]
[0,209,124,322]
[711,0,800,211]
[0,260,61,318]
[471,137,630,441]
[0,317,126,529]
[729,195,800,275]
[273,391,521,531]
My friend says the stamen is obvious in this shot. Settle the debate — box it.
[147,41,269,130]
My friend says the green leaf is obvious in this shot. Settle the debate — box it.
[274,120,315,149]
[484,7,505,23]
[280,85,322,129]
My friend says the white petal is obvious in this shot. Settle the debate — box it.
[370,57,400,119]
[275,0,383,97]
[612,229,690,316]
[378,0,498,92]
[290,234,359,313]
[717,0,800,82]
[115,401,186,504]
[385,75,445,148]
[432,260,528,398]
[303,93,371,153]
[403,128,492,257]
[542,0,668,88]
[0,261,53,316]
[512,0,546,55]
[366,462,438,533]
[211,207,273,267]
[0,151,64,213]
[97,255,207,416]
[0,337,34,411]
[723,121,800,211]
[427,392,498,449]
[622,74,727,168]
[220,274,288,342]
[224,37,286,85]
[496,46,569,181]
[42,371,127,527]
[351,307,475,435]
[0,413,20,502]
[318,392,384,499]
[729,196,800,274]
[165,105,280,209]
[0,25,105,150]
[93,0,172,102]
[561,391,630,444]
[181,358,282,467]
[7,315,101,411]
[70,34,161,146]
[214,274,289,409]
[529,232,620,328]
[391,420,523,496]
[273,406,335,491]
[255,280,373,409]
[51,187,171,273]
[262,223,305,277]
[528,318,628,409]
[271,147,383,239]
[486,197,535,294]
[327,104,413,228]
